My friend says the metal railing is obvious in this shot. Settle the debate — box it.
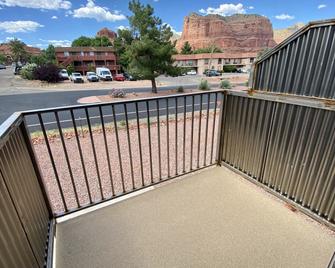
[23,90,223,216]
[1,89,335,268]
[0,114,51,268]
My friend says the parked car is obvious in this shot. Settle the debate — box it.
[59,69,69,80]
[114,73,126,81]
[205,70,221,77]
[70,72,84,83]
[96,67,112,81]
[0,64,6,69]
[123,72,136,81]
[86,71,99,82]
[186,70,197,75]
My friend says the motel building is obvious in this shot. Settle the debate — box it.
[173,52,257,74]
[55,47,120,75]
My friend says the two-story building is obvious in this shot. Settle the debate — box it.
[55,47,120,74]
[173,52,257,74]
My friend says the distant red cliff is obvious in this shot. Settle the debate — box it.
[176,13,276,53]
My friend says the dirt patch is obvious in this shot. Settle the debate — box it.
[32,112,220,215]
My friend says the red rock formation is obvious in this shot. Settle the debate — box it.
[176,13,276,52]
[96,27,117,42]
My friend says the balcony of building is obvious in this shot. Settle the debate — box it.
[0,90,334,268]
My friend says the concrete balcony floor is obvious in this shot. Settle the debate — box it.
[54,167,335,268]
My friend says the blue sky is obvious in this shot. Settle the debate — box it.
[0,0,333,48]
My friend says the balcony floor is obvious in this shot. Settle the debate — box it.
[54,166,335,268]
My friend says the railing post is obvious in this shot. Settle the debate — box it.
[216,90,228,166]
[20,118,53,218]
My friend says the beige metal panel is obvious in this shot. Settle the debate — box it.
[252,20,335,99]
[222,94,335,224]
[0,126,50,267]
[0,170,37,268]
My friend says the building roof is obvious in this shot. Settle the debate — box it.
[173,52,257,60]
[55,47,115,52]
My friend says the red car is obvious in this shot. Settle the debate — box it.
[114,73,126,81]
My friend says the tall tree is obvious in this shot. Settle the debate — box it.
[181,41,193,54]
[123,0,178,93]
[9,38,29,64]
[72,36,112,47]
[44,44,56,63]
[114,28,134,70]
[0,53,6,64]
[72,36,94,47]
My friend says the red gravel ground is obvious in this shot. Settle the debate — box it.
[33,112,219,215]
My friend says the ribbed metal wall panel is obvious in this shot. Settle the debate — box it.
[0,120,50,267]
[222,96,276,179]
[222,94,335,224]
[0,171,37,268]
[253,21,335,99]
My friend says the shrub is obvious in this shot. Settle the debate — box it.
[220,80,232,89]
[176,86,184,93]
[33,64,61,83]
[222,65,237,73]
[110,88,126,98]
[198,79,210,90]
[21,63,37,80]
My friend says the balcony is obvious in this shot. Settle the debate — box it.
[0,90,334,268]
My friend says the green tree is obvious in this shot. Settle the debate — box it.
[180,41,193,54]
[92,36,112,47]
[66,63,75,75]
[0,53,6,64]
[72,36,93,47]
[114,28,134,70]
[44,44,56,63]
[123,0,178,93]
[193,46,222,54]
[9,38,30,64]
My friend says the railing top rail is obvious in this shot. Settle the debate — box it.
[225,90,335,111]
[0,112,22,144]
[21,89,224,115]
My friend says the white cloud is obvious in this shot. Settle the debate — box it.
[0,0,71,10]
[40,38,71,47]
[163,23,182,35]
[199,3,246,16]
[117,25,129,30]
[248,6,254,10]
[0,20,44,33]
[5,36,21,41]
[275,14,295,20]
[73,0,126,22]
[318,4,326,9]
[51,15,58,19]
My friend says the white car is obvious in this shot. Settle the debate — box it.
[70,72,84,83]
[59,69,69,80]
[86,72,99,82]
[187,70,197,75]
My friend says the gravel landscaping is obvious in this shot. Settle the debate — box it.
[33,112,220,215]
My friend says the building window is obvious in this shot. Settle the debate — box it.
[250,57,255,63]
[89,51,94,56]
[204,59,209,64]
[64,51,69,57]
[218,58,222,64]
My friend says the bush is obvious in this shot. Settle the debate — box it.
[21,63,37,80]
[110,88,126,98]
[220,80,232,89]
[33,64,61,83]
[198,79,210,90]
[222,65,237,73]
[176,86,184,93]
